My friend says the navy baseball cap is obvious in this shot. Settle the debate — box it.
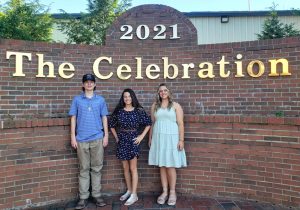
[82,74,96,83]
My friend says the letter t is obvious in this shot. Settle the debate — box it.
[6,51,32,77]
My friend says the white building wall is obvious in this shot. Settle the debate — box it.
[189,16,300,45]
[51,23,69,43]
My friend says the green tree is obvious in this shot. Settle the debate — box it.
[58,0,131,45]
[0,0,53,41]
[291,7,300,16]
[257,4,300,40]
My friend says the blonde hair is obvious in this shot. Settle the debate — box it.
[154,83,173,112]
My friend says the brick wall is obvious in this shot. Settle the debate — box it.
[0,4,300,209]
[0,116,299,209]
[182,116,300,207]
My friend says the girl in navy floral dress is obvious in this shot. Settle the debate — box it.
[109,88,151,206]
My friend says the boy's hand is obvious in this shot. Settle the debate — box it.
[103,135,108,147]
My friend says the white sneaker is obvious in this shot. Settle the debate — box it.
[120,191,131,201]
[124,194,138,206]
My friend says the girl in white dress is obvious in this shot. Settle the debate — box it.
[148,83,187,206]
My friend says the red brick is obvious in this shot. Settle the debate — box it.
[1,4,300,209]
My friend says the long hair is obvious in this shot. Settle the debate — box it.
[154,83,173,111]
[112,88,143,116]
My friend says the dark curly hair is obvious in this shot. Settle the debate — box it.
[112,88,143,116]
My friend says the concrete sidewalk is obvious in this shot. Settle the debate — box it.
[26,193,297,210]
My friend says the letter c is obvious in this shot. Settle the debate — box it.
[93,56,113,80]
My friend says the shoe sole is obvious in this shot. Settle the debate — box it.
[75,205,87,210]
[124,197,138,206]
[96,203,106,207]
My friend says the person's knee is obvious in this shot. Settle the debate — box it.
[123,167,130,174]
[80,162,90,171]
[122,161,130,171]
[129,164,137,173]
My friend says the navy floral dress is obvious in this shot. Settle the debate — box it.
[109,108,151,160]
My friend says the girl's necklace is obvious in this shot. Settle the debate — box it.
[124,106,134,111]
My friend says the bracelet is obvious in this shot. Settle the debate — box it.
[179,140,184,142]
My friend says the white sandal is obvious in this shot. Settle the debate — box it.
[157,192,168,204]
[167,193,177,206]
[120,191,131,201]
[124,194,138,206]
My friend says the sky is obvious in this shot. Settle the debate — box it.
[6,0,300,14]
